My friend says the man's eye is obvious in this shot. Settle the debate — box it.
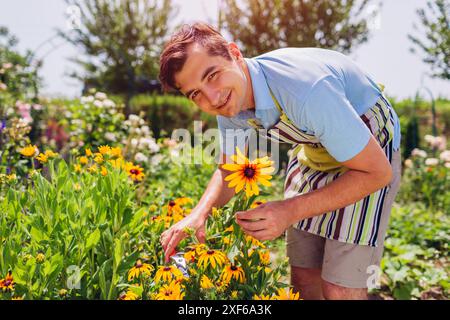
[191,91,199,99]
[208,72,218,80]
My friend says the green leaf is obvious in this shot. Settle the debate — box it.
[85,228,101,251]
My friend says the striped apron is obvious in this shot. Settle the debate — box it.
[247,91,397,247]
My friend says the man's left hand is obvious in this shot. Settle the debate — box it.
[235,200,294,241]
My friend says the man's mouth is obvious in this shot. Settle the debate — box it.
[217,91,231,110]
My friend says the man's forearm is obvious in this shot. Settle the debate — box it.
[287,169,391,222]
[194,168,236,219]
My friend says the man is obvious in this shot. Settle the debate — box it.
[158,22,401,300]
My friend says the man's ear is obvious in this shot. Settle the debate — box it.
[227,42,243,60]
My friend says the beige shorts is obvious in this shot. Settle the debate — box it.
[286,150,402,288]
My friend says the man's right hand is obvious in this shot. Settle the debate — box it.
[159,211,207,263]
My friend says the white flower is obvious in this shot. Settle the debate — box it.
[411,148,427,158]
[425,158,439,166]
[95,91,107,100]
[6,107,14,116]
[131,138,138,147]
[81,95,94,104]
[0,82,7,91]
[445,162,450,169]
[404,159,413,168]
[440,150,450,162]
[32,104,43,110]
[151,154,164,166]
[129,114,140,123]
[93,100,103,108]
[141,126,150,135]
[139,137,160,153]
[424,135,435,144]
[432,136,447,151]
[134,152,148,163]
[103,99,115,108]
[105,132,117,142]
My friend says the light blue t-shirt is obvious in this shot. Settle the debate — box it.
[218,47,401,162]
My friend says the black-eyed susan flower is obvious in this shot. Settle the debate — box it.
[222,147,274,198]
[125,163,145,181]
[274,288,300,300]
[20,144,38,157]
[94,154,104,164]
[197,249,227,269]
[154,266,183,284]
[221,264,245,284]
[183,247,196,263]
[128,260,153,281]
[118,289,139,300]
[246,235,266,248]
[101,166,108,176]
[0,272,15,292]
[87,164,98,173]
[153,280,184,300]
[44,150,58,158]
[11,296,24,300]
[85,148,93,157]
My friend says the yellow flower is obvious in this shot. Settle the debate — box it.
[222,147,274,197]
[223,236,232,245]
[94,154,104,164]
[274,288,300,300]
[98,145,111,155]
[20,144,38,157]
[110,146,122,158]
[154,266,183,284]
[101,166,108,176]
[246,235,266,248]
[119,289,139,300]
[0,272,15,292]
[231,291,239,299]
[109,157,125,169]
[153,280,184,300]
[211,207,221,218]
[128,260,153,281]
[221,264,245,284]
[74,164,82,173]
[224,225,234,233]
[87,164,98,173]
[58,289,68,297]
[44,150,58,158]
[11,296,24,300]
[250,200,266,209]
[200,275,214,289]
[183,247,197,263]
[197,249,227,269]
[36,252,45,264]
[125,163,145,181]
[85,148,93,157]
[258,250,271,266]
[79,156,89,165]
[36,153,48,163]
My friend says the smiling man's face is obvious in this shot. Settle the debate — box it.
[174,42,254,117]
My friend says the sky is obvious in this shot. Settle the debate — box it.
[0,0,448,100]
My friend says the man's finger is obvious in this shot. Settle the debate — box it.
[164,232,183,263]
[235,208,264,221]
[236,218,266,231]
[244,229,269,241]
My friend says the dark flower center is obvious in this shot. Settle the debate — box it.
[230,265,238,271]
[243,167,255,178]
[164,267,171,271]
[135,260,142,268]
[168,200,176,207]
[130,169,140,175]
[207,250,215,255]
[4,280,11,286]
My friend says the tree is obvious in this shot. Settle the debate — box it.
[220,0,378,57]
[409,0,450,80]
[59,0,177,104]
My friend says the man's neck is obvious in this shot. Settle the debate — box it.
[241,59,255,111]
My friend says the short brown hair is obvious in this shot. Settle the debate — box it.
[159,22,232,92]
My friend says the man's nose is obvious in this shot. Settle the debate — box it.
[203,87,221,107]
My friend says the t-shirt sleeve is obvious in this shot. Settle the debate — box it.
[302,76,371,162]
[217,115,251,156]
